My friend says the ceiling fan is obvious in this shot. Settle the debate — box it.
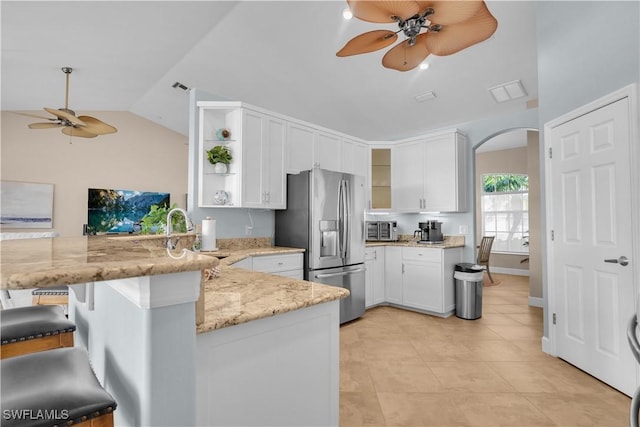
[21,67,117,138]
[337,0,498,71]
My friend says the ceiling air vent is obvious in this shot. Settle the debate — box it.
[488,80,527,103]
[415,91,436,103]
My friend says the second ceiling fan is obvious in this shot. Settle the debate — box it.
[337,0,498,71]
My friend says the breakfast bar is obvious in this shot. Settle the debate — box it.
[1,236,349,427]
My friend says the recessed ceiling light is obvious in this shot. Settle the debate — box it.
[342,8,353,19]
[419,62,429,70]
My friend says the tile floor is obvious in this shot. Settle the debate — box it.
[339,273,631,426]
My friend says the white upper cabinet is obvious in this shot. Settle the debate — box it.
[392,130,467,213]
[285,123,368,176]
[315,131,341,172]
[286,122,315,174]
[242,110,286,209]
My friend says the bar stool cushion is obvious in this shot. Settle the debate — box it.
[1,347,117,427]
[0,305,75,345]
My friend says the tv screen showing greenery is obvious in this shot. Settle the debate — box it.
[87,188,169,234]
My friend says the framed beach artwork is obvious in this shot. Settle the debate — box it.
[0,181,54,228]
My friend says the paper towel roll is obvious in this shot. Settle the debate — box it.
[201,217,217,251]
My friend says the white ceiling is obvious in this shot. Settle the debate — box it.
[1,1,538,142]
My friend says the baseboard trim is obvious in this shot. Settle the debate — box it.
[528,296,544,308]
[541,336,552,355]
[491,267,529,276]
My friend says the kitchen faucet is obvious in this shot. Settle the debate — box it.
[166,208,195,250]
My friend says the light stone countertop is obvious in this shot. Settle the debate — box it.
[196,246,350,333]
[366,234,465,249]
[0,236,218,289]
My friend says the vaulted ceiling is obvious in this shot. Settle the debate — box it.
[1,1,538,141]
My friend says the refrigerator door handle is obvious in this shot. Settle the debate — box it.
[337,179,344,262]
[342,180,351,264]
[314,267,366,279]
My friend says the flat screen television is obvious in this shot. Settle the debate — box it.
[87,188,170,234]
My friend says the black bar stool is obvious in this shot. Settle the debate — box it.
[1,305,75,359]
[1,347,117,427]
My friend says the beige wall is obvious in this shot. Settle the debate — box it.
[475,145,529,272]
[1,111,188,236]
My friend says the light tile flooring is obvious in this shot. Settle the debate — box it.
[339,274,631,426]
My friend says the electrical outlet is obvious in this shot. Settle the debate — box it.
[459,225,469,235]
[245,225,253,235]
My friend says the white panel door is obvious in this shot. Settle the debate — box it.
[548,96,635,395]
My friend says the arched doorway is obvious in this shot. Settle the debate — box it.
[473,127,542,306]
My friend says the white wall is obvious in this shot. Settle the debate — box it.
[1,111,189,236]
[536,0,640,337]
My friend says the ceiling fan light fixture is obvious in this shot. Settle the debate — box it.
[342,8,353,20]
[338,0,497,71]
[419,61,430,70]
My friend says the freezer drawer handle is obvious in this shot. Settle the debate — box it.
[315,267,366,279]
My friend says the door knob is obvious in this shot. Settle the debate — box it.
[604,256,629,266]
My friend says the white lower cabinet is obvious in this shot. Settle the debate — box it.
[233,253,303,279]
[373,245,462,317]
[384,247,403,305]
[365,247,385,308]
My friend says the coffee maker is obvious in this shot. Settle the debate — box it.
[414,221,443,243]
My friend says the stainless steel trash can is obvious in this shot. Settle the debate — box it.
[454,263,484,320]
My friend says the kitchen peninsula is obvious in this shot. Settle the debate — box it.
[1,236,348,427]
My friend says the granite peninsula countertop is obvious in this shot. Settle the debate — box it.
[0,236,218,290]
[195,246,350,334]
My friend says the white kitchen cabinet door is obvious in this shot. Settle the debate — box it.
[365,247,386,308]
[423,134,467,212]
[286,123,315,174]
[264,116,286,209]
[365,249,374,308]
[315,131,341,172]
[242,110,266,208]
[392,140,424,211]
[384,246,402,305]
[402,260,442,312]
[241,111,286,209]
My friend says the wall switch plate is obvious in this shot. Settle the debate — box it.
[459,225,469,235]
[245,225,253,235]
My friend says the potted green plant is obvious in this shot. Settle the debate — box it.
[206,145,233,173]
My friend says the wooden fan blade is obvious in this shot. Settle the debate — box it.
[61,126,98,138]
[337,30,399,57]
[44,107,86,126]
[424,2,497,56]
[14,112,58,121]
[28,122,64,129]
[416,0,483,26]
[77,116,118,135]
[382,33,431,71]
[347,0,420,23]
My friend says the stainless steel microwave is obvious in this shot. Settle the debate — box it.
[366,221,398,241]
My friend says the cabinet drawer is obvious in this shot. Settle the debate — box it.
[402,247,441,263]
[252,253,303,273]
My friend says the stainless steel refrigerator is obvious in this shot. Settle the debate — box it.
[275,168,366,323]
